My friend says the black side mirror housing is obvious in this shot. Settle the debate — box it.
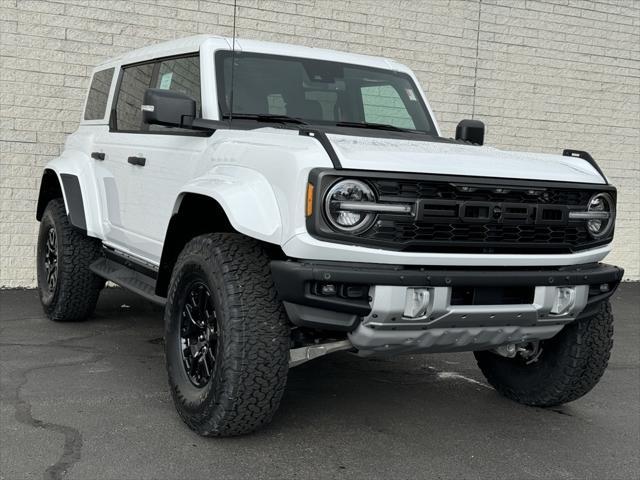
[142,88,196,128]
[455,119,485,145]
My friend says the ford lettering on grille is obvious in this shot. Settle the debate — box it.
[416,200,568,225]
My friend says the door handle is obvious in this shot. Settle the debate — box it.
[127,156,146,167]
[91,152,105,161]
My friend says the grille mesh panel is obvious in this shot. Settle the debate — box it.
[371,222,590,245]
[371,179,593,205]
[353,179,607,253]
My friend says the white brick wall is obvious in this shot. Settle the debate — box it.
[0,0,638,286]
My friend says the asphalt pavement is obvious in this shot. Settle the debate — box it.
[1,283,638,480]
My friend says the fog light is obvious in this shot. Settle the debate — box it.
[550,287,576,315]
[320,284,336,296]
[403,288,431,319]
[599,283,610,293]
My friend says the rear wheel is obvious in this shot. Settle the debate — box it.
[164,233,290,436]
[474,300,614,407]
[37,199,104,322]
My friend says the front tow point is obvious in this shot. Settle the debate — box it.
[404,287,433,319]
[550,286,577,315]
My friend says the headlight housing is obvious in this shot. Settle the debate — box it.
[569,192,616,240]
[586,192,615,239]
[323,179,377,233]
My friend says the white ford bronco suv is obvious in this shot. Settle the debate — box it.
[36,35,623,436]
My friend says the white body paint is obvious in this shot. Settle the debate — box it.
[44,35,610,268]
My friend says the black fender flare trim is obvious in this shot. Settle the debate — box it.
[562,149,608,183]
[59,173,87,230]
[299,128,342,168]
[36,169,63,221]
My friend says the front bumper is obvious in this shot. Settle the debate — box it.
[271,260,623,354]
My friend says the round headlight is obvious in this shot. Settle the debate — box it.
[324,179,376,233]
[586,192,615,239]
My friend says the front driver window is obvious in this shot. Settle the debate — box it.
[149,55,201,132]
[113,54,200,133]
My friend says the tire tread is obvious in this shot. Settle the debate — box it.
[166,233,289,436]
[38,199,103,322]
[475,300,614,407]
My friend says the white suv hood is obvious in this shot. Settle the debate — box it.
[326,134,605,184]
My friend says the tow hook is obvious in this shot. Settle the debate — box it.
[289,339,353,367]
[495,343,519,358]
[494,341,543,364]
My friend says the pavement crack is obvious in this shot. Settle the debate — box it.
[10,355,101,480]
[4,324,139,479]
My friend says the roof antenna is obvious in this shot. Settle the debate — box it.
[228,0,237,125]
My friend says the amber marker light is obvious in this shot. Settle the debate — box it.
[306,183,314,217]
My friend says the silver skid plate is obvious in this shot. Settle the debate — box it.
[349,285,588,356]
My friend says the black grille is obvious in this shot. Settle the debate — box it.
[308,170,617,254]
[361,179,607,253]
[371,179,593,206]
[371,221,591,252]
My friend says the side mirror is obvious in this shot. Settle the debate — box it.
[455,119,485,145]
[142,88,196,128]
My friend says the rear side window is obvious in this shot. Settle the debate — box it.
[84,68,114,120]
[113,55,200,133]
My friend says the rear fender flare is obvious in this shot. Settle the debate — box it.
[36,153,104,237]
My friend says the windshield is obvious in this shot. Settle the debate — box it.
[215,51,436,134]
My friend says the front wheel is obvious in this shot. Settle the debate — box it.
[164,233,290,436]
[474,300,614,407]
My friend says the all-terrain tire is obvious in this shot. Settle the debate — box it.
[37,198,104,322]
[474,300,614,407]
[164,233,290,436]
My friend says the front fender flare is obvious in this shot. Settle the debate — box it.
[175,165,283,244]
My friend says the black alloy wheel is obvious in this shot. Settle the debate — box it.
[43,226,58,292]
[180,281,219,388]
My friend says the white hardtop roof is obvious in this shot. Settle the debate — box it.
[93,34,411,74]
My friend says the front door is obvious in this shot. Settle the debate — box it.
[94,54,206,264]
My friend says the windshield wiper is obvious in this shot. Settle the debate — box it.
[334,121,418,133]
[223,113,308,125]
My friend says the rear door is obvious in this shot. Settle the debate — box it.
[93,54,208,264]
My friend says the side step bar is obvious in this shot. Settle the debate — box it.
[90,257,166,306]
